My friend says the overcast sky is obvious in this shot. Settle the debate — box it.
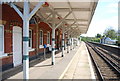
[81,0,119,37]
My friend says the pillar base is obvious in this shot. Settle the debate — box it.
[67,51,69,53]
[52,62,55,65]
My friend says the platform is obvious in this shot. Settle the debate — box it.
[61,42,95,79]
[5,42,95,80]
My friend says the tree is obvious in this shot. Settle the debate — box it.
[103,28,117,39]
[95,33,102,38]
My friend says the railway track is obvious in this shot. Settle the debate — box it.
[85,42,120,81]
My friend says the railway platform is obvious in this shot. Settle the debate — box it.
[5,42,95,80]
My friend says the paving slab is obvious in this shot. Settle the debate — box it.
[6,45,80,80]
[62,42,96,79]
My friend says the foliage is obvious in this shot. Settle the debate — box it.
[81,36,100,43]
[95,33,102,38]
[80,27,119,45]
[103,28,117,39]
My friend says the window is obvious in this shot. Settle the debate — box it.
[40,30,43,45]
[0,25,4,53]
[29,29,32,48]
[47,31,50,44]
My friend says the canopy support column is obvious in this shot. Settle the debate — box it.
[23,2,30,79]
[10,1,45,79]
[67,35,70,53]
[71,38,73,50]
[51,28,55,65]
[70,38,72,50]
[62,33,65,57]
[51,12,56,65]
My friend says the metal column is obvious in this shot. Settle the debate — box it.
[10,1,45,79]
[62,33,64,57]
[67,35,70,53]
[23,2,29,79]
[52,28,55,65]
[70,38,72,50]
[71,38,74,49]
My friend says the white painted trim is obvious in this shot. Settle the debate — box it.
[56,11,72,28]
[29,48,35,52]
[0,25,4,57]
[28,0,45,20]
[0,53,8,58]
[10,3,23,20]
[39,45,44,48]
[47,31,50,45]
[47,44,51,47]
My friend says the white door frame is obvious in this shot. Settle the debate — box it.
[13,26,22,67]
[0,25,4,57]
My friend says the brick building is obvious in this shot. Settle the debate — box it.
[1,4,64,71]
[0,1,97,79]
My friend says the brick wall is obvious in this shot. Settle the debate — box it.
[1,4,63,71]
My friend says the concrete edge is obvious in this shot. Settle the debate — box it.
[85,43,96,80]
[58,45,82,79]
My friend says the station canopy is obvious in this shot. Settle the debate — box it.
[1,0,98,37]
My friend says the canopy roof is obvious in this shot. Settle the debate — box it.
[1,0,98,37]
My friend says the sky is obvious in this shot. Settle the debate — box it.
[81,0,119,37]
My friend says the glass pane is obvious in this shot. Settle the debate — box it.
[29,39,31,47]
[29,30,32,47]
[0,26,3,51]
[29,30,32,38]
[40,31,43,45]
[0,38,3,51]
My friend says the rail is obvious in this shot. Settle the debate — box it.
[89,42,120,56]
[85,42,120,80]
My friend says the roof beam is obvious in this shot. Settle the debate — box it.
[61,21,76,33]
[72,24,87,26]
[10,3,23,20]
[66,19,88,22]
[37,13,52,28]
[55,11,72,28]
[54,8,90,12]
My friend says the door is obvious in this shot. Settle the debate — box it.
[13,26,22,67]
[0,26,4,57]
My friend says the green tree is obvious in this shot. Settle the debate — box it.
[103,28,117,39]
[95,33,102,38]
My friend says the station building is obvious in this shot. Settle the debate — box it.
[1,4,66,70]
[0,0,98,79]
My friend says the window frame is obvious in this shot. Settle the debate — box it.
[0,24,4,53]
[39,30,43,46]
[47,31,50,45]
